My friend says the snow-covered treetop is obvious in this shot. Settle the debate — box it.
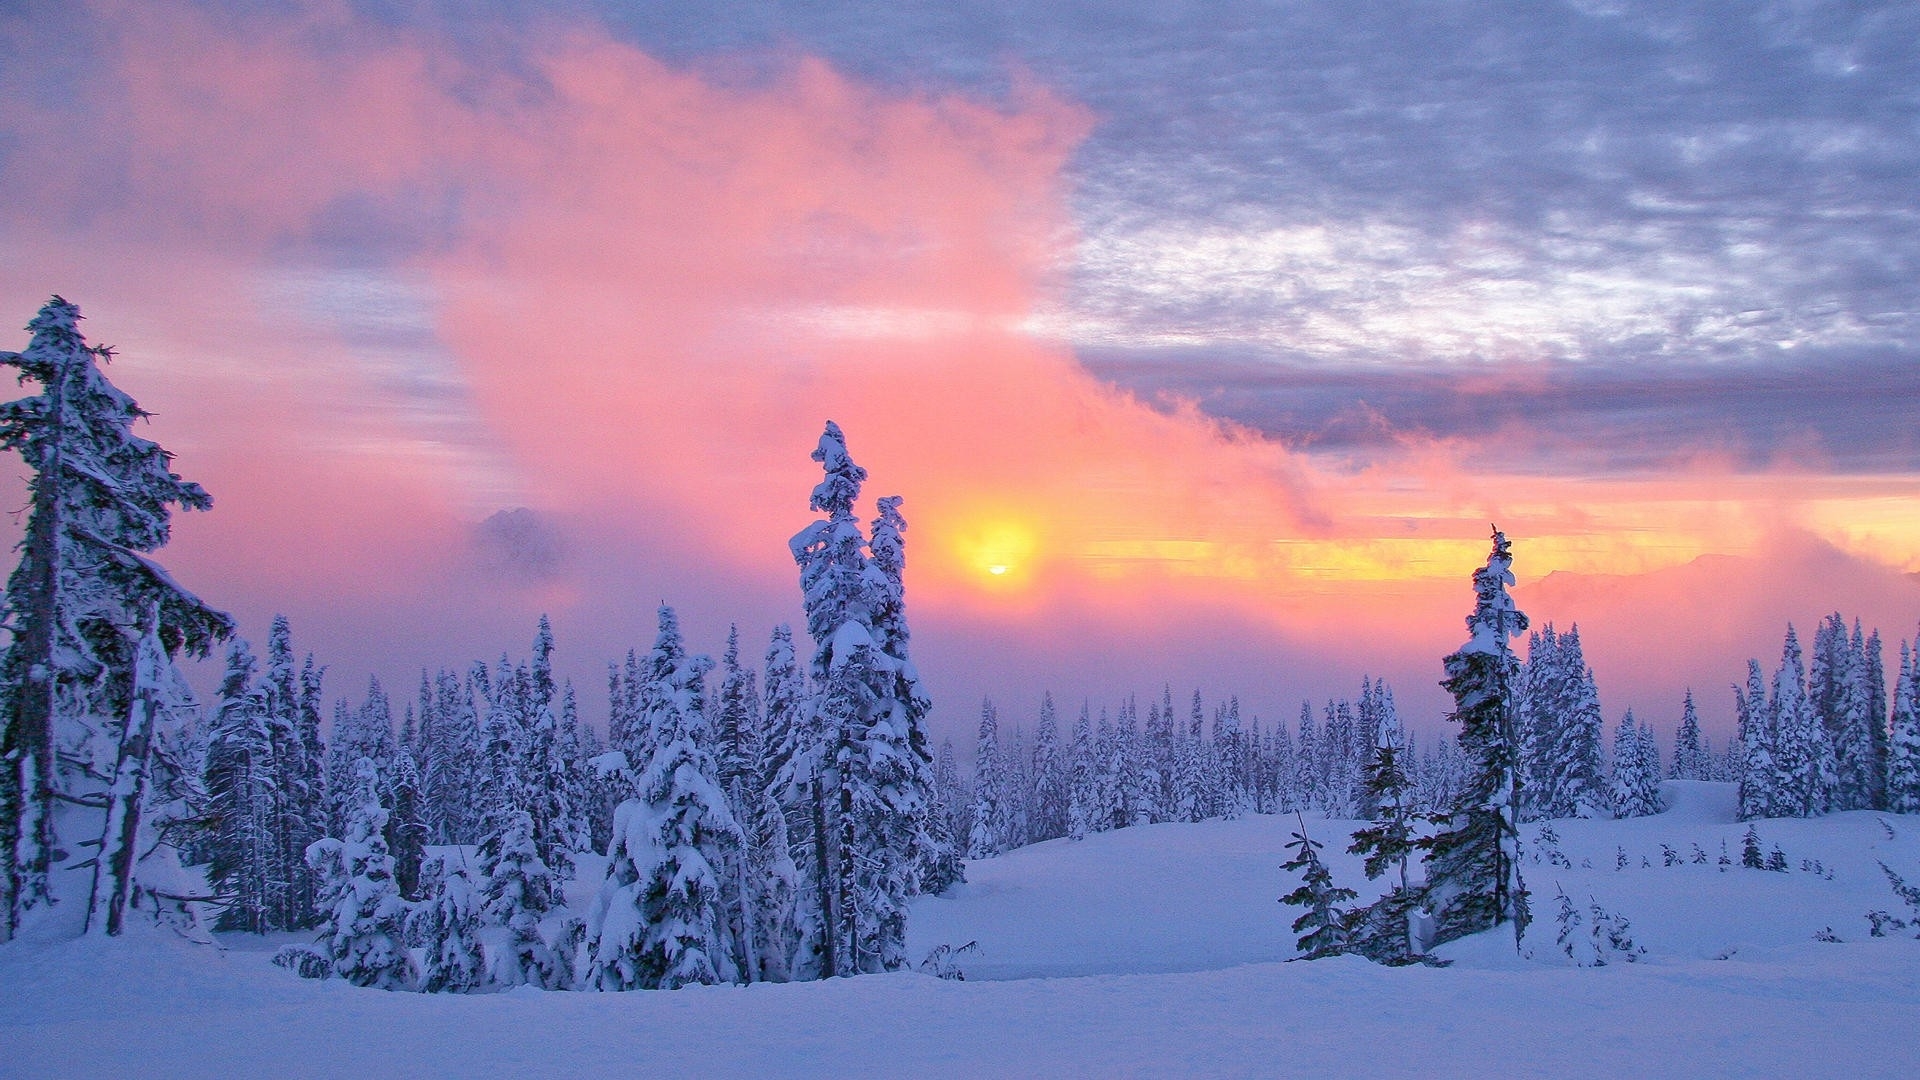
[1458,527,1529,657]
[809,420,867,520]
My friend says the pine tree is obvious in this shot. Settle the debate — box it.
[786,422,935,975]
[410,854,485,993]
[968,699,1008,858]
[1066,704,1094,841]
[1030,693,1067,842]
[1772,627,1829,817]
[0,297,233,938]
[584,621,742,990]
[204,639,280,932]
[478,810,569,989]
[1610,711,1662,818]
[84,607,198,936]
[1888,637,1920,814]
[1419,528,1529,949]
[1738,659,1777,819]
[1671,690,1709,781]
[1519,624,1608,820]
[384,749,429,901]
[263,616,323,929]
[1281,817,1356,959]
[306,758,415,989]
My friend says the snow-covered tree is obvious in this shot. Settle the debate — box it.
[410,854,485,993]
[1772,626,1830,817]
[786,421,938,975]
[203,639,280,932]
[1029,693,1068,843]
[1610,711,1662,818]
[0,297,233,938]
[1737,659,1777,820]
[307,758,414,990]
[327,677,396,836]
[1281,817,1356,960]
[384,749,429,901]
[968,699,1010,858]
[1419,528,1530,949]
[478,809,570,989]
[1670,690,1710,780]
[584,618,743,990]
[83,608,199,936]
[1066,704,1095,841]
[1889,637,1920,815]
[1518,624,1608,820]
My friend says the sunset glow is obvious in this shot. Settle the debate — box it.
[3,1,1916,744]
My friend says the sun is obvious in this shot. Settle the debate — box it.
[954,518,1037,584]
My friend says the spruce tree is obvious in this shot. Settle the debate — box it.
[1030,692,1067,842]
[584,619,742,990]
[1772,627,1828,817]
[1419,528,1529,948]
[968,699,1008,858]
[1671,690,1709,781]
[307,758,414,989]
[1281,817,1356,959]
[0,297,232,938]
[409,854,485,993]
[204,639,280,932]
[786,421,934,975]
[1737,660,1777,819]
[1888,637,1920,815]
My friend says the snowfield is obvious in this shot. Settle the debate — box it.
[6,782,1920,1078]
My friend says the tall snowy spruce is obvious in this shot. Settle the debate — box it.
[203,639,281,932]
[1671,691,1711,781]
[784,421,941,976]
[1517,624,1608,820]
[1345,703,1421,962]
[0,298,233,939]
[1888,636,1920,814]
[1737,659,1778,820]
[584,606,742,990]
[1419,528,1529,949]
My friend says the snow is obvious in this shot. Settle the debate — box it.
[6,782,1920,1077]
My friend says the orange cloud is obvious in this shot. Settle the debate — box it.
[4,3,1919,743]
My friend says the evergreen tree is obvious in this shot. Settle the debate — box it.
[1888,636,1920,815]
[1737,660,1776,819]
[786,422,934,975]
[383,749,429,901]
[1671,690,1709,781]
[968,698,1009,858]
[1066,704,1094,841]
[1280,817,1356,959]
[1419,528,1529,949]
[410,854,485,994]
[327,677,396,836]
[204,639,280,932]
[0,298,232,937]
[1610,711,1662,818]
[1772,627,1829,817]
[83,608,198,936]
[478,809,570,989]
[1030,692,1067,842]
[263,617,323,929]
[306,758,414,989]
[584,623,742,990]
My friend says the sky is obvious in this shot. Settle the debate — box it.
[2,0,1918,751]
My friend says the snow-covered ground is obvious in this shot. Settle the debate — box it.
[6,782,1920,1078]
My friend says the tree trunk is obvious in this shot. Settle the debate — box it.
[2,365,65,941]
